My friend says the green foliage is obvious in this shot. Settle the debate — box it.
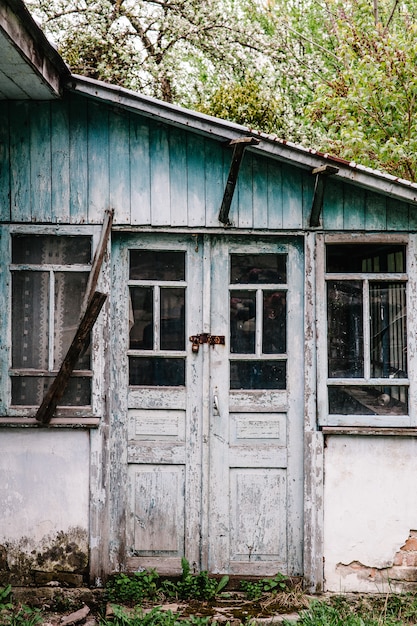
[161,558,229,601]
[4,606,43,626]
[240,573,288,600]
[0,586,13,611]
[105,570,160,604]
[101,604,210,626]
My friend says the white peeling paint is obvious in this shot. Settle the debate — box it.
[0,430,89,543]
[324,435,417,592]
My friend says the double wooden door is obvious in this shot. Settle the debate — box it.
[111,233,304,576]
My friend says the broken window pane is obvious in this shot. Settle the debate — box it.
[370,283,407,378]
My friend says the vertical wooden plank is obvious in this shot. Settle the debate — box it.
[30,102,52,222]
[150,124,170,225]
[267,159,283,229]
[409,204,417,231]
[169,127,187,226]
[205,140,224,227]
[187,134,206,227]
[69,95,88,223]
[9,101,31,222]
[302,172,315,229]
[130,116,151,225]
[252,154,268,229]
[0,102,11,221]
[282,164,303,229]
[109,109,131,224]
[236,151,253,228]
[88,101,109,223]
[108,236,129,572]
[387,197,409,231]
[0,226,10,414]
[51,101,70,222]
[322,178,344,230]
[365,191,387,231]
[343,184,365,230]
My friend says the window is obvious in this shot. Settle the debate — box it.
[128,250,186,386]
[10,234,93,408]
[229,253,287,390]
[324,242,409,424]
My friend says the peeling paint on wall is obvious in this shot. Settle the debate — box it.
[0,526,88,586]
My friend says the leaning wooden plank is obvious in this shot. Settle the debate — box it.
[35,291,107,425]
[81,208,114,316]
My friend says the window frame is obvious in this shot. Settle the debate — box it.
[317,233,417,429]
[0,225,106,426]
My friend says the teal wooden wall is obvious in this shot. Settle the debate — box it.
[0,93,414,230]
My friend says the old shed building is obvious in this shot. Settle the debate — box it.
[2,0,417,594]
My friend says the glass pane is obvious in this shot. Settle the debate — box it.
[54,272,90,369]
[329,385,408,415]
[327,281,364,378]
[11,376,91,406]
[12,235,91,264]
[231,254,287,284]
[263,291,286,354]
[230,291,256,354]
[130,250,185,281]
[130,287,153,349]
[326,244,406,273]
[12,271,49,369]
[370,283,407,378]
[160,288,185,350]
[129,357,185,386]
[230,360,286,390]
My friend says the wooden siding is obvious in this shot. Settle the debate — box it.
[0,94,414,230]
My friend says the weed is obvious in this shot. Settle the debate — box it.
[160,558,229,601]
[105,570,160,604]
[0,586,13,612]
[100,604,210,626]
[2,606,43,626]
[240,573,288,600]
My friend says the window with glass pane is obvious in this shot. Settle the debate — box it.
[326,244,408,416]
[129,250,186,386]
[230,253,287,390]
[10,235,92,406]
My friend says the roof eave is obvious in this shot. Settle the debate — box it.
[68,75,417,206]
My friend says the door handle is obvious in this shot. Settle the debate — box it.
[213,394,220,415]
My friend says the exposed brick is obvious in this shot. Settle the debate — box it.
[400,537,417,551]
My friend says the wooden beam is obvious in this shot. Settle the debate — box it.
[309,165,339,227]
[218,137,260,225]
[81,208,114,316]
[35,291,107,425]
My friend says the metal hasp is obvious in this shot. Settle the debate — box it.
[189,333,226,353]
[218,136,260,225]
[309,164,339,227]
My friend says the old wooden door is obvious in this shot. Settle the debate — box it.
[113,234,304,577]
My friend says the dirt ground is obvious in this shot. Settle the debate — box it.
[9,585,308,624]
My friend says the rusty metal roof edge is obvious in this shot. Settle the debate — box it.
[68,75,417,205]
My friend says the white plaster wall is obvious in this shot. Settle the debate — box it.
[324,435,417,592]
[0,430,89,542]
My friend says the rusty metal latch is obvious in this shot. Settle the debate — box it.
[189,333,226,353]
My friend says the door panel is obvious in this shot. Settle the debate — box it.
[117,234,304,577]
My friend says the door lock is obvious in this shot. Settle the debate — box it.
[189,333,225,353]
